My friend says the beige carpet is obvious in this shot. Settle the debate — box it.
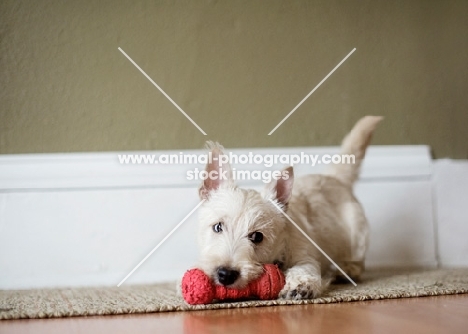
[1,268,467,320]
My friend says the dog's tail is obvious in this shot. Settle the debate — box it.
[325,116,383,185]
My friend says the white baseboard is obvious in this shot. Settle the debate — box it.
[0,145,465,290]
[433,159,468,268]
[0,145,431,190]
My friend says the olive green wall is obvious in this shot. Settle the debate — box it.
[1,0,467,158]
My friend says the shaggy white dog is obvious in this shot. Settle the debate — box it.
[195,116,382,299]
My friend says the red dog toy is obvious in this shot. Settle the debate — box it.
[181,264,285,305]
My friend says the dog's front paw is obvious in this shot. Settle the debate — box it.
[279,275,322,300]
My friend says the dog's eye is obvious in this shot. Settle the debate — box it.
[212,222,223,233]
[248,231,263,244]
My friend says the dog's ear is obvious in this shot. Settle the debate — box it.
[199,141,234,200]
[264,166,294,208]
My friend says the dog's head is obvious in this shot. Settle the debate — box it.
[196,142,294,288]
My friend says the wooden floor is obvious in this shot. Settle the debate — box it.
[1,294,467,334]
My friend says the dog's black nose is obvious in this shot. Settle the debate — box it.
[217,267,239,286]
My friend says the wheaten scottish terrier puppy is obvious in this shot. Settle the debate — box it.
[196,116,382,299]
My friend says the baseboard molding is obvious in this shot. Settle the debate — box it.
[0,145,432,190]
[433,159,468,268]
[0,145,465,289]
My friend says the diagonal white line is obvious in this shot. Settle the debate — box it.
[117,199,206,287]
[269,199,357,286]
[118,47,207,135]
[268,48,356,135]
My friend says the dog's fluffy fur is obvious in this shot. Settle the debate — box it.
[195,116,382,299]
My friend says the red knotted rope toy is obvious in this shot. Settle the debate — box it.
[181,264,285,305]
